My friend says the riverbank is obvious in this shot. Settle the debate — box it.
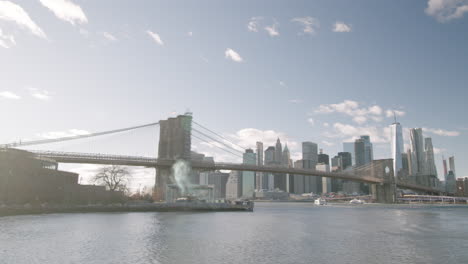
[0,202,254,217]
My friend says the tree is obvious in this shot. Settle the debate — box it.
[93,165,131,192]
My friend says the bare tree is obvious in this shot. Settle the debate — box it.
[93,165,131,192]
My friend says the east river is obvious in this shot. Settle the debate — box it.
[1,202,467,264]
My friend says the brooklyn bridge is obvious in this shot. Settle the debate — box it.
[1,114,446,203]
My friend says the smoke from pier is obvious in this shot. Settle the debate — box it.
[172,160,192,195]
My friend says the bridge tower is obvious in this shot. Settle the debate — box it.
[369,159,396,203]
[353,159,396,203]
[153,114,192,201]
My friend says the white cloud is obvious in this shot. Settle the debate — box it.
[333,21,352,32]
[322,140,335,147]
[193,128,300,163]
[103,32,117,41]
[264,23,279,36]
[385,109,406,118]
[291,16,320,34]
[0,27,15,48]
[315,100,385,124]
[0,91,20,99]
[425,0,468,22]
[0,1,46,38]
[325,122,391,143]
[36,129,90,139]
[28,87,51,100]
[353,116,367,124]
[307,118,315,126]
[225,48,243,62]
[247,16,263,32]
[146,30,164,46]
[323,122,329,127]
[39,0,87,25]
[423,127,460,137]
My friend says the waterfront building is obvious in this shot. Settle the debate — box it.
[316,163,331,194]
[446,171,456,194]
[242,149,256,198]
[207,172,229,199]
[226,171,242,199]
[390,120,404,178]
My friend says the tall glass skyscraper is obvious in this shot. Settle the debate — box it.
[242,149,256,198]
[410,128,425,175]
[424,138,437,176]
[390,121,404,178]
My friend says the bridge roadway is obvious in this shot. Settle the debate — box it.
[32,150,441,193]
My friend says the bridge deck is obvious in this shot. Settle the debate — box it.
[31,150,442,193]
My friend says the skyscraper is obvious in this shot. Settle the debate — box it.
[318,149,330,165]
[242,149,256,198]
[360,135,373,164]
[354,139,366,167]
[390,120,404,178]
[256,141,264,190]
[302,142,318,163]
[449,156,455,175]
[338,152,352,169]
[275,138,283,164]
[282,144,291,167]
[264,146,276,190]
[410,128,425,175]
[292,160,305,194]
[424,138,437,176]
[343,142,355,165]
[302,142,320,193]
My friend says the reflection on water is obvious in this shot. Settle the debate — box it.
[1,203,467,264]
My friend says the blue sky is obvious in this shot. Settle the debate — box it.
[1,0,468,189]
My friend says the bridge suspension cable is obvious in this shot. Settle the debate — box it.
[192,121,247,151]
[1,121,160,148]
[191,133,243,159]
[192,128,244,155]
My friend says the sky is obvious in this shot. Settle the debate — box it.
[1,0,468,191]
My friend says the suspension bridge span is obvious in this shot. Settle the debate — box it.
[1,114,444,202]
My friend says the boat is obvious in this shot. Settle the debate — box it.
[349,198,365,204]
[314,198,327,205]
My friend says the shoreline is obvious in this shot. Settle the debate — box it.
[0,202,253,217]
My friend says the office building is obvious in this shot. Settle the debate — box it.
[242,149,256,198]
[390,120,404,178]
[226,171,242,199]
[291,160,305,194]
[256,141,264,190]
[449,156,456,175]
[343,142,355,165]
[424,138,437,176]
[410,128,425,175]
[316,163,331,194]
[354,139,366,167]
[302,142,320,194]
[318,149,329,165]
[264,146,276,190]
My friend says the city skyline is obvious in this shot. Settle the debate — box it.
[1,0,467,189]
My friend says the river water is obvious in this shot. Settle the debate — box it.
[1,202,467,264]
